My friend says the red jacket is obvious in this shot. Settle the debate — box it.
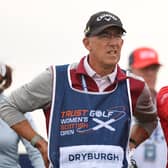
[157,86,168,168]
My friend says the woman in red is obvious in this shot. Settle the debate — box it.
[157,86,168,168]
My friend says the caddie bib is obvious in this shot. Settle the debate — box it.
[48,65,132,168]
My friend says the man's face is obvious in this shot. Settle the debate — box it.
[131,64,160,89]
[83,27,124,70]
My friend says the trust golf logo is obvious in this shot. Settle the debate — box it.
[76,109,126,134]
[60,107,126,136]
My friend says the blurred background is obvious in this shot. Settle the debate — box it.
[0,0,168,155]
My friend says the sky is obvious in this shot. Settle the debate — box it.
[0,0,168,151]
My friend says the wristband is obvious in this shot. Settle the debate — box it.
[30,134,44,147]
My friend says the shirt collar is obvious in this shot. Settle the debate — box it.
[84,56,117,84]
[76,56,127,82]
[84,55,96,77]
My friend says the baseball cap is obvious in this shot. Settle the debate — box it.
[128,47,161,69]
[84,11,126,37]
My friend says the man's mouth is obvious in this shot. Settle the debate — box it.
[107,50,117,54]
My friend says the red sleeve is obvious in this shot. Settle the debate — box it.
[157,86,168,120]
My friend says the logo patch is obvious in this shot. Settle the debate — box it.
[59,107,126,136]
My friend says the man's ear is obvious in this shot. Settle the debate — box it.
[83,37,91,51]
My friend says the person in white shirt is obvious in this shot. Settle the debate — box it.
[128,47,167,168]
[0,63,45,168]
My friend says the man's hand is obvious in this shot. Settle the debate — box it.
[35,139,49,168]
[10,120,49,167]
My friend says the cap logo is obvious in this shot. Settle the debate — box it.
[139,51,156,59]
[96,13,118,22]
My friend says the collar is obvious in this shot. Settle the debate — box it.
[84,56,117,84]
[76,56,127,82]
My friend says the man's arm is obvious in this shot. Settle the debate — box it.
[130,82,158,149]
[0,68,52,127]
[129,124,150,149]
[0,69,53,168]
[11,120,49,168]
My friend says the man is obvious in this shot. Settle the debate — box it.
[128,47,161,101]
[128,47,167,168]
[0,11,157,168]
[157,86,168,168]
